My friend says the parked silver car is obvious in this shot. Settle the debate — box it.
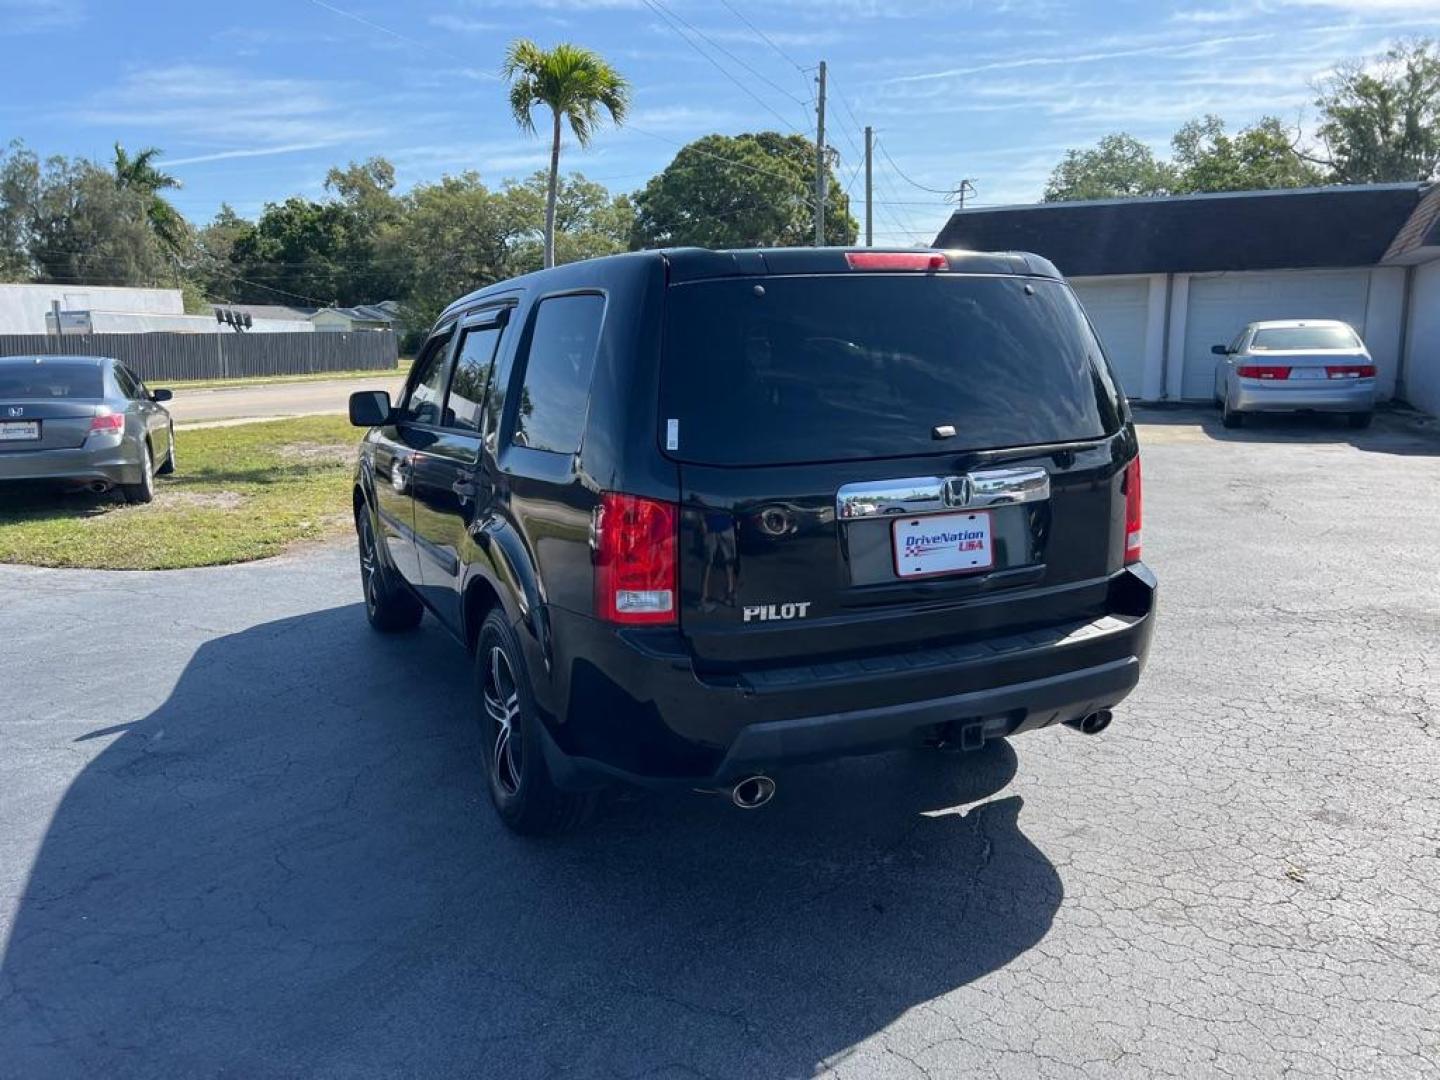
[1212,320,1376,430]
[0,355,175,504]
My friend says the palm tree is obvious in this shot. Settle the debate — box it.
[502,40,629,269]
[112,143,186,260]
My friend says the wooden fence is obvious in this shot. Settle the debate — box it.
[0,331,399,382]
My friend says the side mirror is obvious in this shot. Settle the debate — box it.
[150,388,173,402]
[349,390,392,427]
[1211,344,1229,356]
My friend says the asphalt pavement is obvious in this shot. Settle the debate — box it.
[166,374,409,426]
[1,409,1437,1079]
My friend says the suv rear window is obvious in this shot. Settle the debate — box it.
[1251,326,1359,351]
[0,362,103,399]
[660,274,1121,466]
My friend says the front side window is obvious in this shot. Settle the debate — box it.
[512,294,605,454]
[401,333,453,425]
[445,325,502,434]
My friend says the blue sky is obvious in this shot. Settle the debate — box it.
[1,0,1436,244]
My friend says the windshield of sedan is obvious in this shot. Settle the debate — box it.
[1251,326,1360,351]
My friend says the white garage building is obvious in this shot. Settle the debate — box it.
[934,183,1440,416]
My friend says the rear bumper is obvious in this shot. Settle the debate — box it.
[0,442,143,486]
[1231,378,1375,413]
[536,563,1157,788]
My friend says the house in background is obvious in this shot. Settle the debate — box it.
[309,301,401,333]
[934,183,1440,417]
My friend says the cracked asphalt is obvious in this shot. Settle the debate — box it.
[1,408,1437,1079]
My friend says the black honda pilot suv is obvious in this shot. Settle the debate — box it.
[349,247,1155,834]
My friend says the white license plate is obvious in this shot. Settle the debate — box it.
[0,421,39,441]
[892,511,994,579]
[1289,368,1326,380]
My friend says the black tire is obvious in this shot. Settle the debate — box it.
[1347,411,1373,430]
[357,505,423,632]
[476,609,594,836]
[1221,400,1244,429]
[121,441,156,504]
[157,425,176,475]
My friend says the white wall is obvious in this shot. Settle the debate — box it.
[1364,266,1407,401]
[1069,275,1156,399]
[80,311,313,335]
[0,283,184,334]
[1402,260,1440,417]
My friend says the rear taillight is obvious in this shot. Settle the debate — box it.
[88,414,125,434]
[594,492,677,625]
[844,252,947,271]
[1124,457,1142,565]
[1236,365,1291,380]
[1325,364,1376,379]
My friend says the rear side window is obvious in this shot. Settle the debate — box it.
[513,294,605,454]
[0,362,103,399]
[660,275,1122,466]
[1251,326,1359,351]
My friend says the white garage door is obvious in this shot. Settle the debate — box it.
[1070,278,1150,398]
[1181,270,1371,400]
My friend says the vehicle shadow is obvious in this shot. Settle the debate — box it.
[0,605,1061,1079]
[1131,405,1440,456]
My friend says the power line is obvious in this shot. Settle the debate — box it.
[639,0,806,135]
[306,0,500,79]
[647,0,807,108]
[628,125,817,197]
[715,0,808,74]
[874,136,954,196]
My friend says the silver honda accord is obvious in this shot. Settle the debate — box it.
[0,355,176,504]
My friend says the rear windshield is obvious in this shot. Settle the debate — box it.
[1252,326,1359,351]
[660,274,1122,466]
[0,362,103,399]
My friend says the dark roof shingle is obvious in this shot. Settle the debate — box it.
[933,184,1426,277]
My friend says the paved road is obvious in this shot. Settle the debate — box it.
[166,374,408,425]
[2,410,1437,1079]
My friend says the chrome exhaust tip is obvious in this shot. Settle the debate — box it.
[1065,709,1113,735]
[730,775,776,810]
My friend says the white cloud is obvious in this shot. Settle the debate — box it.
[427,13,501,33]
[162,144,336,168]
[0,0,82,33]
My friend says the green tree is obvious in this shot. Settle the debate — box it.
[1315,38,1440,183]
[502,39,630,269]
[29,156,168,286]
[499,170,633,273]
[0,140,40,280]
[1043,134,1175,202]
[387,172,510,342]
[324,156,406,302]
[630,131,856,250]
[112,143,188,261]
[228,196,351,305]
[1170,115,1324,193]
[194,203,253,300]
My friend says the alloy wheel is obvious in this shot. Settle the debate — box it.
[482,645,523,797]
[358,515,379,615]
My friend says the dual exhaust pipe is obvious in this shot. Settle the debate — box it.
[717,711,1113,810]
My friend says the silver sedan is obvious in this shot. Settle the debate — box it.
[1212,320,1376,430]
[0,355,176,503]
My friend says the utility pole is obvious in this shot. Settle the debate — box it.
[814,60,827,247]
[864,125,873,247]
[954,179,976,210]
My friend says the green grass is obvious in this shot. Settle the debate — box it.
[0,415,361,570]
[163,360,411,392]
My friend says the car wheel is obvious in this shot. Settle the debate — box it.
[1347,411,1373,430]
[476,609,595,836]
[121,442,156,504]
[1221,399,1244,429]
[357,505,422,632]
[157,425,176,475]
